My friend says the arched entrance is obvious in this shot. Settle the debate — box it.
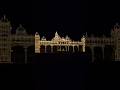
[85,46,92,61]
[104,45,114,62]
[11,46,25,64]
[46,45,51,53]
[53,46,58,53]
[40,45,45,53]
[69,46,73,53]
[27,46,34,63]
[94,47,102,63]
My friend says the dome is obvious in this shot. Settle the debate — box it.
[65,35,70,40]
[52,31,61,41]
[0,15,9,22]
[41,36,46,41]
[16,24,27,35]
[114,23,120,29]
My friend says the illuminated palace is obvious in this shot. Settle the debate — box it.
[0,15,120,63]
[35,23,120,62]
[0,15,34,63]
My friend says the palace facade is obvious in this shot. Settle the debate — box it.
[35,23,120,62]
[0,15,120,63]
[0,15,34,63]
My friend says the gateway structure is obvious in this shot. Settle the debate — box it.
[35,23,120,62]
[0,15,34,63]
[35,32,86,53]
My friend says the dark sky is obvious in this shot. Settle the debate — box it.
[45,0,120,40]
[1,0,120,39]
[0,0,32,34]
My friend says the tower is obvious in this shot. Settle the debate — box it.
[81,35,85,52]
[111,23,120,60]
[0,15,12,63]
[35,32,40,53]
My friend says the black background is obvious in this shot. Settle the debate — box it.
[0,0,120,90]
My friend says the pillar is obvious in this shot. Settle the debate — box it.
[65,46,67,52]
[24,47,27,64]
[82,42,85,52]
[91,46,94,63]
[60,46,61,51]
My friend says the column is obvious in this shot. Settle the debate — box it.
[102,46,104,60]
[91,46,94,63]
[60,46,61,51]
[24,47,27,64]
[65,46,67,52]
[82,44,85,52]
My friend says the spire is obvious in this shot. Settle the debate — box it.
[114,22,120,29]
[16,24,27,35]
[55,31,59,37]
[115,22,119,26]
[85,32,88,37]
[3,14,6,20]
[19,24,22,28]
[35,32,39,35]
[1,14,8,22]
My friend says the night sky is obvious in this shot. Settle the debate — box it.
[1,1,120,89]
[1,0,120,39]
[46,0,120,40]
[0,0,32,34]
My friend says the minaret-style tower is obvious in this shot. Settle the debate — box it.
[81,35,85,52]
[35,32,40,53]
[0,15,12,63]
[111,23,120,60]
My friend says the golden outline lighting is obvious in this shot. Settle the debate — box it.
[35,31,86,53]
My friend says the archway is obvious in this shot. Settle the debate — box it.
[74,46,79,53]
[85,46,92,62]
[46,45,51,53]
[40,45,45,53]
[69,46,73,53]
[94,47,102,63]
[11,46,25,64]
[104,45,114,62]
[27,46,34,63]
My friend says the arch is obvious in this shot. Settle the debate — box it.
[46,45,51,53]
[40,45,45,53]
[69,46,73,53]
[85,46,92,62]
[27,45,34,63]
[74,46,79,53]
[61,46,67,52]
[104,45,114,62]
[53,46,58,53]
[94,46,103,63]
[11,45,25,64]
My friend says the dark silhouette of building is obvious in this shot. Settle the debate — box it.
[0,15,120,63]
[35,23,120,62]
[0,15,34,63]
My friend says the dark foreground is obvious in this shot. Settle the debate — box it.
[33,53,89,90]
[32,53,120,90]
[33,52,90,64]
[0,53,119,90]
